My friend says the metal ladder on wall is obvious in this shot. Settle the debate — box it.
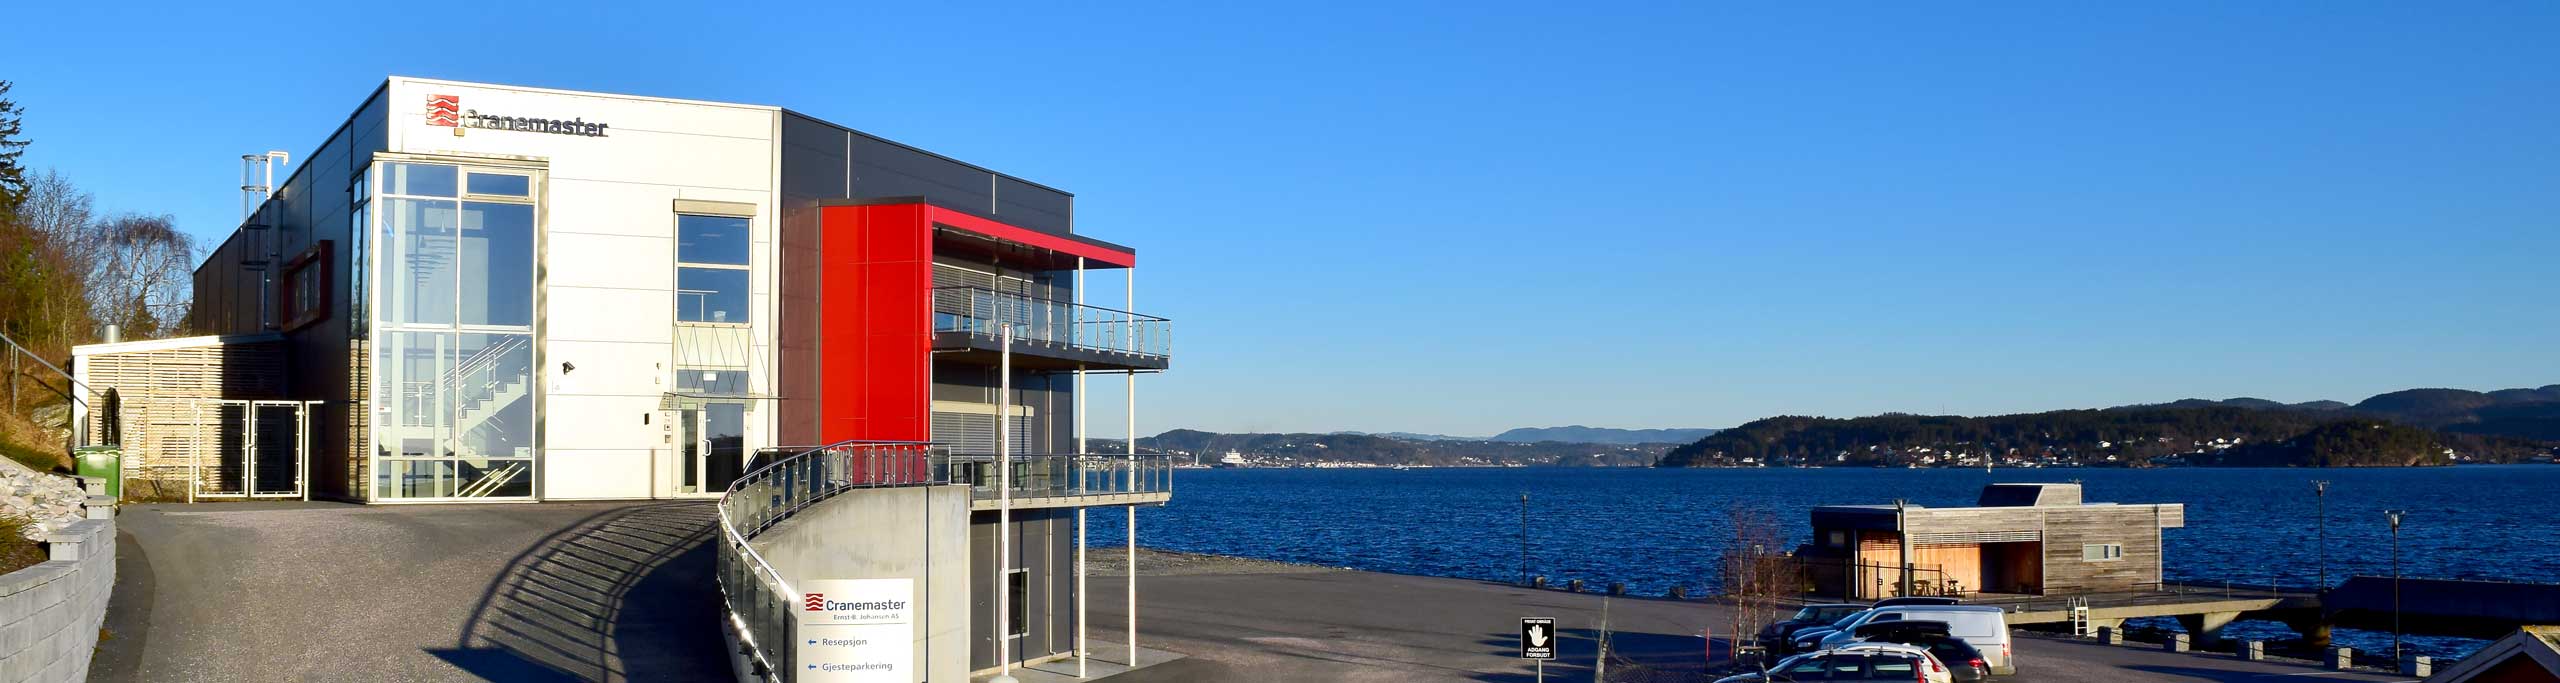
[2068,597,2092,636]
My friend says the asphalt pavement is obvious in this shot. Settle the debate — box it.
[89,500,729,682]
[1082,554,2421,683]
[81,501,2423,682]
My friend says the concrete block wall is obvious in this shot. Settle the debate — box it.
[0,499,114,683]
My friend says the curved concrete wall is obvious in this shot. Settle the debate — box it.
[750,485,970,682]
[0,501,114,683]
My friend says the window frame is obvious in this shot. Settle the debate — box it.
[673,212,753,327]
[2082,543,2125,562]
[277,241,333,331]
[1005,567,1029,639]
[365,157,545,502]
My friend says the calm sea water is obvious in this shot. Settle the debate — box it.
[1087,465,2560,659]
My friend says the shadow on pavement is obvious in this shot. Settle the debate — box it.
[426,501,727,682]
[1473,628,1717,683]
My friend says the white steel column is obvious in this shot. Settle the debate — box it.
[994,325,1017,683]
[1125,269,1139,666]
[1074,258,1088,678]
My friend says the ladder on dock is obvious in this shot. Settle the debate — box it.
[2068,597,2091,636]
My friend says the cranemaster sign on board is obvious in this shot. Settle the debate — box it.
[795,579,915,682]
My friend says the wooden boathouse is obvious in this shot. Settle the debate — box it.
[1802,483,2185,599]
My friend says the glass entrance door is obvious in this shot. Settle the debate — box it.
[677,403,746,495]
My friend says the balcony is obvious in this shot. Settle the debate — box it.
[941,453,1176,510]
[932,286,1170,371]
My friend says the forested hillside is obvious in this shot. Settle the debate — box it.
[1658,406,2550,468]
[1133,429,1667,467]
[0,80,199,471]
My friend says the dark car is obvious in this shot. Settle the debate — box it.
[1759,604,1868,652]
[1872,596,1962,608]
[1848,621,1991,682]
[1791,610,1891,653]
[1712,649,1945,683]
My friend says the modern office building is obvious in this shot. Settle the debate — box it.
[80,77,1173,680]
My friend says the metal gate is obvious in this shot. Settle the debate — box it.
[194,400,313,499]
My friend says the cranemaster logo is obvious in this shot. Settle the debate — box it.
[425,93,610,138]
[426,95,461,127]
[803,593,827,611]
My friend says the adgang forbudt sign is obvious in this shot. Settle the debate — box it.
[795,579,914,681]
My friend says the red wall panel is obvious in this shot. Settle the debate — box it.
[819,204,933,445]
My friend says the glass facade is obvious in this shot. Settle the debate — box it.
[370,161,539,500]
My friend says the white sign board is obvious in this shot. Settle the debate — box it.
[795,579,914,682]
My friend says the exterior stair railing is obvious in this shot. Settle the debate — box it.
[717,439,943,682]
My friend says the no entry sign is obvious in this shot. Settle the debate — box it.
[1521,617,1557,660]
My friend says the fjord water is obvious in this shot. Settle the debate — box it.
[1092,465,2560,658]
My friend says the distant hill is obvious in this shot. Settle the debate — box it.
[1658,407,2549,469]
[1330,431,1487,442]
[1490,426,1718,445]
[1142,429,1669,467]
[2112,384,2560,442]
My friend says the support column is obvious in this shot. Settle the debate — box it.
[2176,612,2241,649]
[1074,262,1087,678]
[1126,270,1139,667]
[994,325,1017,683]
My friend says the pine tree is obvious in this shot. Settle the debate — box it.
[0,81,27,212]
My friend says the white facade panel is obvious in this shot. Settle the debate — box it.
[541,449,658,500]
[382,77,780,501]
[545,232,673,291]
[544,339,677,399]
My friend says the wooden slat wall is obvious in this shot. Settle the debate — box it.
[2039,505,2168,593]
[81,341,288,484]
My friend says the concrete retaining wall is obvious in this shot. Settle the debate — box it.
[0,498,114,683]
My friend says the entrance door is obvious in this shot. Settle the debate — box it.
[676,402,747,495]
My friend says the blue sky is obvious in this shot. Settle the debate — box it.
[9,2,2556,437]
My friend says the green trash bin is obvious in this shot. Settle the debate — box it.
[73,446,120,499]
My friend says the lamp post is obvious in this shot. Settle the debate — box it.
[2385,509,2405,662]
[2313,480,2330,592]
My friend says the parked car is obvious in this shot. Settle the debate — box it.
[1788,610,1873,654]
[1760,603,1868,652]
[1713,647,1953,683]
[1817,605,2014,675]
[1843,621,1991,682]
[1872,596,1962,608]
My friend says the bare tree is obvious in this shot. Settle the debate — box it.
[17,170,93,349]
[80,213,193,337]
[1720,504,1797,666]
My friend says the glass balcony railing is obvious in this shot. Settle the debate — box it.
[933,286,1171,359]
[939,453,1177,501]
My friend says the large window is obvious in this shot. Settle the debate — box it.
[676,214,750,324]
[371,161,539,500]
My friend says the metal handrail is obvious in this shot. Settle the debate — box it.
[716,439,942,682]
[716,446,1175,681]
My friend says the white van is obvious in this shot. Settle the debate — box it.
[1818,605,2015,675]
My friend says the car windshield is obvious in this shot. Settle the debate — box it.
[1793,606,1851,621]
[1831,612,1869,628]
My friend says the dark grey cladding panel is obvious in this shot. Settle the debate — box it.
[849,134,991,205]
[779,113,846,202]
[779,111,1079,236]
[992,175,1071,236]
